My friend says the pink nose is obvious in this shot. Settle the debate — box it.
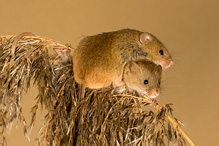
[168,61,173,67]
[149,89,159,98]
[163,61,173,69]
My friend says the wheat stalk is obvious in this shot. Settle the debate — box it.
[143,95,195,146]
[0,34,195,145]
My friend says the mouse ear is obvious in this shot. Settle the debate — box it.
[130,62,141,73]
[140,32,153,44]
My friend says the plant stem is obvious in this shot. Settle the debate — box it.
[144,96,195,146]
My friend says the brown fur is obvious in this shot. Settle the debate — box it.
[123,60,162,98]
[73,28,172,89]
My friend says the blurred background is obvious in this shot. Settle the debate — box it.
[0,0,218,145]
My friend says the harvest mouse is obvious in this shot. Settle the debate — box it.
[73,28,172,90]
[123,59,162,98]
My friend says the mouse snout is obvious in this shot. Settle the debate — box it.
[148,89,160,98]
[159,57,173,69]
[167,60,173,67]
[162,59,173,69]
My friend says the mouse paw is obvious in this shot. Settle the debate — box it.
[143,99,158,106]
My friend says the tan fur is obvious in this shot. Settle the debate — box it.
[123,60,162,98]
[73,28,172,89]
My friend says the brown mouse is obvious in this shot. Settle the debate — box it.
[73,28,172,90]
[123,59,162,98]
[10,32,71,63]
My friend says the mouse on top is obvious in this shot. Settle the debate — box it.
[72,28,172,98]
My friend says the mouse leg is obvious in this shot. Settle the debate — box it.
[143,98,158,106]
[114,80,126,88]
[127,87,134,93]
[113,81,128,94]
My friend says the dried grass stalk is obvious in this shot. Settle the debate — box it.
[0,35,194,146]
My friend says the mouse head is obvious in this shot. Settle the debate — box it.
[124,60,162,98]
[138,32,173,69]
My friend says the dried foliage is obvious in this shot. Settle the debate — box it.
[0,35,192,145]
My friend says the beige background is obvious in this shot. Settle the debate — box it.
[0,0,218,145]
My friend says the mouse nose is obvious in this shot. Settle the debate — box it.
[149,89,159,98]
[162,59,173,69]
[168,61,173,67]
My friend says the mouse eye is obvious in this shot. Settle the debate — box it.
[158,81,161,86]
[159,50,164,55]
[144,80,149,85]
